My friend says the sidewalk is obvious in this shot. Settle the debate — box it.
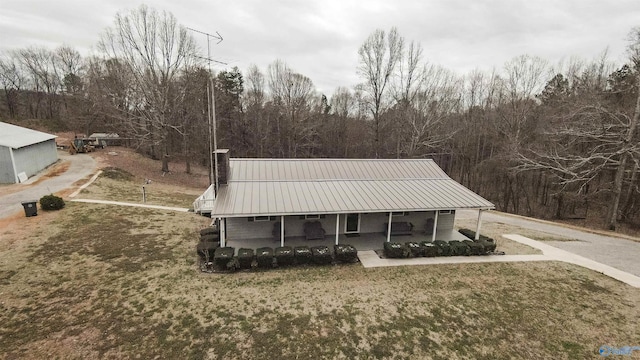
[357,234,640,288]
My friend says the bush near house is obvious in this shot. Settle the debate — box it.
[420,241,441,257]
[449,241,470,256]
[275,246,294,266]
[383,242,407,258]
[293,246,312,265]
[213,247,235,269]
[334,244,358,263]
[237,248,254,269]
[463,240,485,255]
[256,247,274,268]
[196,241,218,262]
[311,246,332,265]
[405,242,422,257]
[458,228,497,253]
[433,240,452,256]
[39,194,65,211]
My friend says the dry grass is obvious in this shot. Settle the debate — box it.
[2,150,639,359]
[455,218,543,255]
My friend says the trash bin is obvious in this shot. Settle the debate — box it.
[21,201,38,217]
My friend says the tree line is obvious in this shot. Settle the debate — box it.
[1,5,640,231]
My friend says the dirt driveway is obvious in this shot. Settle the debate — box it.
[0,151,96,219]
[458,209,640,277]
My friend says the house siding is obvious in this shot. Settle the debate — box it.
[11,139,58,180]
[225,210,457,240]
[0,146,15,183]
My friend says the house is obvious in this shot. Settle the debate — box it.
[0,122,58,183]
[198,150,495,248]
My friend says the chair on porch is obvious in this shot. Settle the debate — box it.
[304,221,326,240]
[272,222,284,241]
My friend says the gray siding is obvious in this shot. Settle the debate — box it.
[225,210,457,240]
[12,139,57,180]
[0,146,15,183]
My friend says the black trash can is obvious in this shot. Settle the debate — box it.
[21,201,37,217]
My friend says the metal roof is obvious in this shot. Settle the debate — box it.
[211,158,494,217]
[0,122,57,149]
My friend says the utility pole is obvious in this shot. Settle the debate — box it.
[186,27,225,194]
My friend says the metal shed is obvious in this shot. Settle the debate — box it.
[0,122,58,183]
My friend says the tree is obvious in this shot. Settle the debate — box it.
[97,4,196,172]
[357,27,403,157]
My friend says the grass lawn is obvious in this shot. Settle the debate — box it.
[1,171,639,359]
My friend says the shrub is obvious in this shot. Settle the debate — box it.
[256,247,274,268]
[463,240,484,255]
[39,194,65,211]
[433,240,451,256]
[275,246,294,266]
[200,234,219,243]
[237,248,254,269]
[213,247,235,269]
[200,227,218,236]
[405,242,422,257]
[311,246,333,265]
[294,246,312,265]
[196,241,218,262]
[334,244,358,263]
[478,239,496,253]
[420,241,440,257]
[383,242,407,258]
[449,241,470,256]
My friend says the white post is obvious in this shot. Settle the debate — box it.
[280,215,285,247]
[219,218,226,247]
[335,214,340,245]
[386,212,393,242]
[432,210,439,242]
[475,210,483,240]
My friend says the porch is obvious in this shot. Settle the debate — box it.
[225,229,470,252]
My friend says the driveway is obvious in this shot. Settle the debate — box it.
[0,151,96,219]
[457,209,640,277]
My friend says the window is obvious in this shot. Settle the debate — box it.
[438,210,454,215]
[299,214,326,219]
[392,211,410,217]
[247,216,276,222]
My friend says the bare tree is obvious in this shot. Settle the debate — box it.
[357,27,403,157]
[97,4,196,172]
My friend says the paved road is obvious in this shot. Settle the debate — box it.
[458,209,640,277]
[0,151,96,219]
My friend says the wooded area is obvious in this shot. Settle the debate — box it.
[1,6,640,231]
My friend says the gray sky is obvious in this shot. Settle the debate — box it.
[1,0,639,94]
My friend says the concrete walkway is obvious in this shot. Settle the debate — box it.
[70,198,190,212]
[0,151,96,219]
[458,210,640,277]
[358,234,640,288]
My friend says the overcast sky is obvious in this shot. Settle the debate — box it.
[1,0,639,94]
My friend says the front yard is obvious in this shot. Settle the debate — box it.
[0,168,638,359]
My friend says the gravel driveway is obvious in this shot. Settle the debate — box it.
[0,151,96,219]
[458,209,640,277]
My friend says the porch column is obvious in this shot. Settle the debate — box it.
[475,210,484,240]
[280,215,285,247]
[335,214,340,245]
[219,218,226,247]
[386,212,393,242]
[431,210,439,242]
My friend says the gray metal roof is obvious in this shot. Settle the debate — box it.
[211,158,494,217]
[0,122,57,149]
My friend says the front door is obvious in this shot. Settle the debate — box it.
[345,213,360,233]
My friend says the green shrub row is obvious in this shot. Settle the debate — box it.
[383,237,497,259]
[458,228,497,253]
[199,245,359,272]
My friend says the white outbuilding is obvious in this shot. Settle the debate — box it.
[0,122,58,183]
